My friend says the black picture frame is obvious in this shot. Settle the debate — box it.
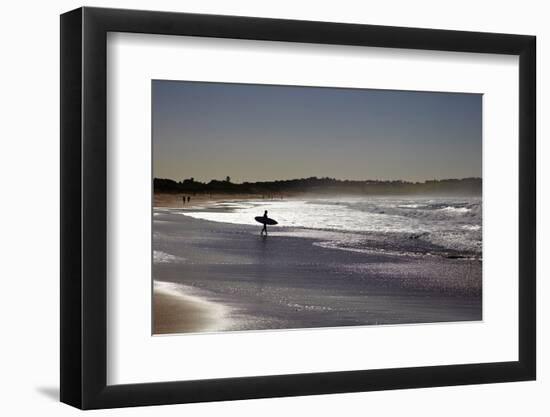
[60,6,536,410]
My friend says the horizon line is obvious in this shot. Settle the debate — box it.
[154,176,482,184]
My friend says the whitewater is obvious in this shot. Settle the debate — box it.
[179,196,482,259]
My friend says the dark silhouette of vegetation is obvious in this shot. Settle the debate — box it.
[154,176,482,196]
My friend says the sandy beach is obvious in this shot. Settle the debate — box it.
[154,192,264,209]
[153,195,482,334]
[153,281,227,334]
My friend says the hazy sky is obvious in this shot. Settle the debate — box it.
[153,80,481,183]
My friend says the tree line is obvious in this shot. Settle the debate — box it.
[154,176,482,196]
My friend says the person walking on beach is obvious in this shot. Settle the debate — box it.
[261,210,269,236]
[255,210,277,236]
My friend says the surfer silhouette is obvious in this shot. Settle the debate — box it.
[261,210,268,236]
[255,210,278,236]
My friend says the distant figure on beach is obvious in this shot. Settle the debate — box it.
[261,210,269,236]
[182,196,186,205]
[187,196,191,203]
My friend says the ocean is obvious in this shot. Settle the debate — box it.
[179,196,482,260]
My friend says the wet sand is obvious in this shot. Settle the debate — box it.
[153,282,226,334]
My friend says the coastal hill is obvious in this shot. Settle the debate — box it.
[154,176,481,196]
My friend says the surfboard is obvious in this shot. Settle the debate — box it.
[255,216,278,225]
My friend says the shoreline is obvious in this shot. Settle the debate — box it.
[153,206,482,334]
[155,194,482,262]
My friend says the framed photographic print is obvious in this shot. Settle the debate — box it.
[60,7,536,409]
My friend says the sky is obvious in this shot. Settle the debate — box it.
[152,80,482,183]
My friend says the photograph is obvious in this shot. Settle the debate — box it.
[152,80,483,335]
[54,3,538,411]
